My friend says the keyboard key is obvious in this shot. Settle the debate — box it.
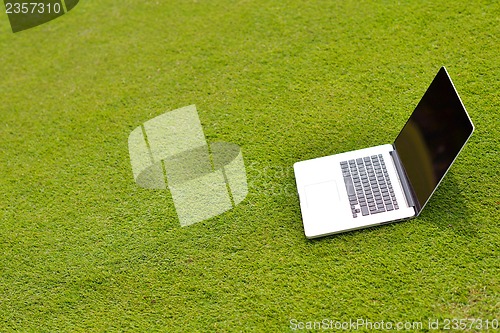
[344,177,355,196]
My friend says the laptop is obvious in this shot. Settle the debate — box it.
[293,67,474,238]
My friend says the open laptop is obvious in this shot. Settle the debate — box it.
[293,67,474,238]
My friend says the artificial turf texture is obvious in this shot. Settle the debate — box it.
[1,0,499,331]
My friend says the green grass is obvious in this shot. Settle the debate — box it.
[1,0,499,331]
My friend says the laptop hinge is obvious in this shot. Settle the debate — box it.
[389,148,417,208]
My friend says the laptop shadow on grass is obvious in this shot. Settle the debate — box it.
[414,171,477,237]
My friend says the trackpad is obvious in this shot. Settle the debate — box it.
[305,181,340,210]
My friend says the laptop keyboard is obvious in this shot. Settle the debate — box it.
[340,154,399,218]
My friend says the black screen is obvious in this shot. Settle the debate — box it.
[394,67,474,212]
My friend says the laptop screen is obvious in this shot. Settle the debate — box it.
[393,67,474,213]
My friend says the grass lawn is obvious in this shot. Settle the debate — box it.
[1,0,499,331]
